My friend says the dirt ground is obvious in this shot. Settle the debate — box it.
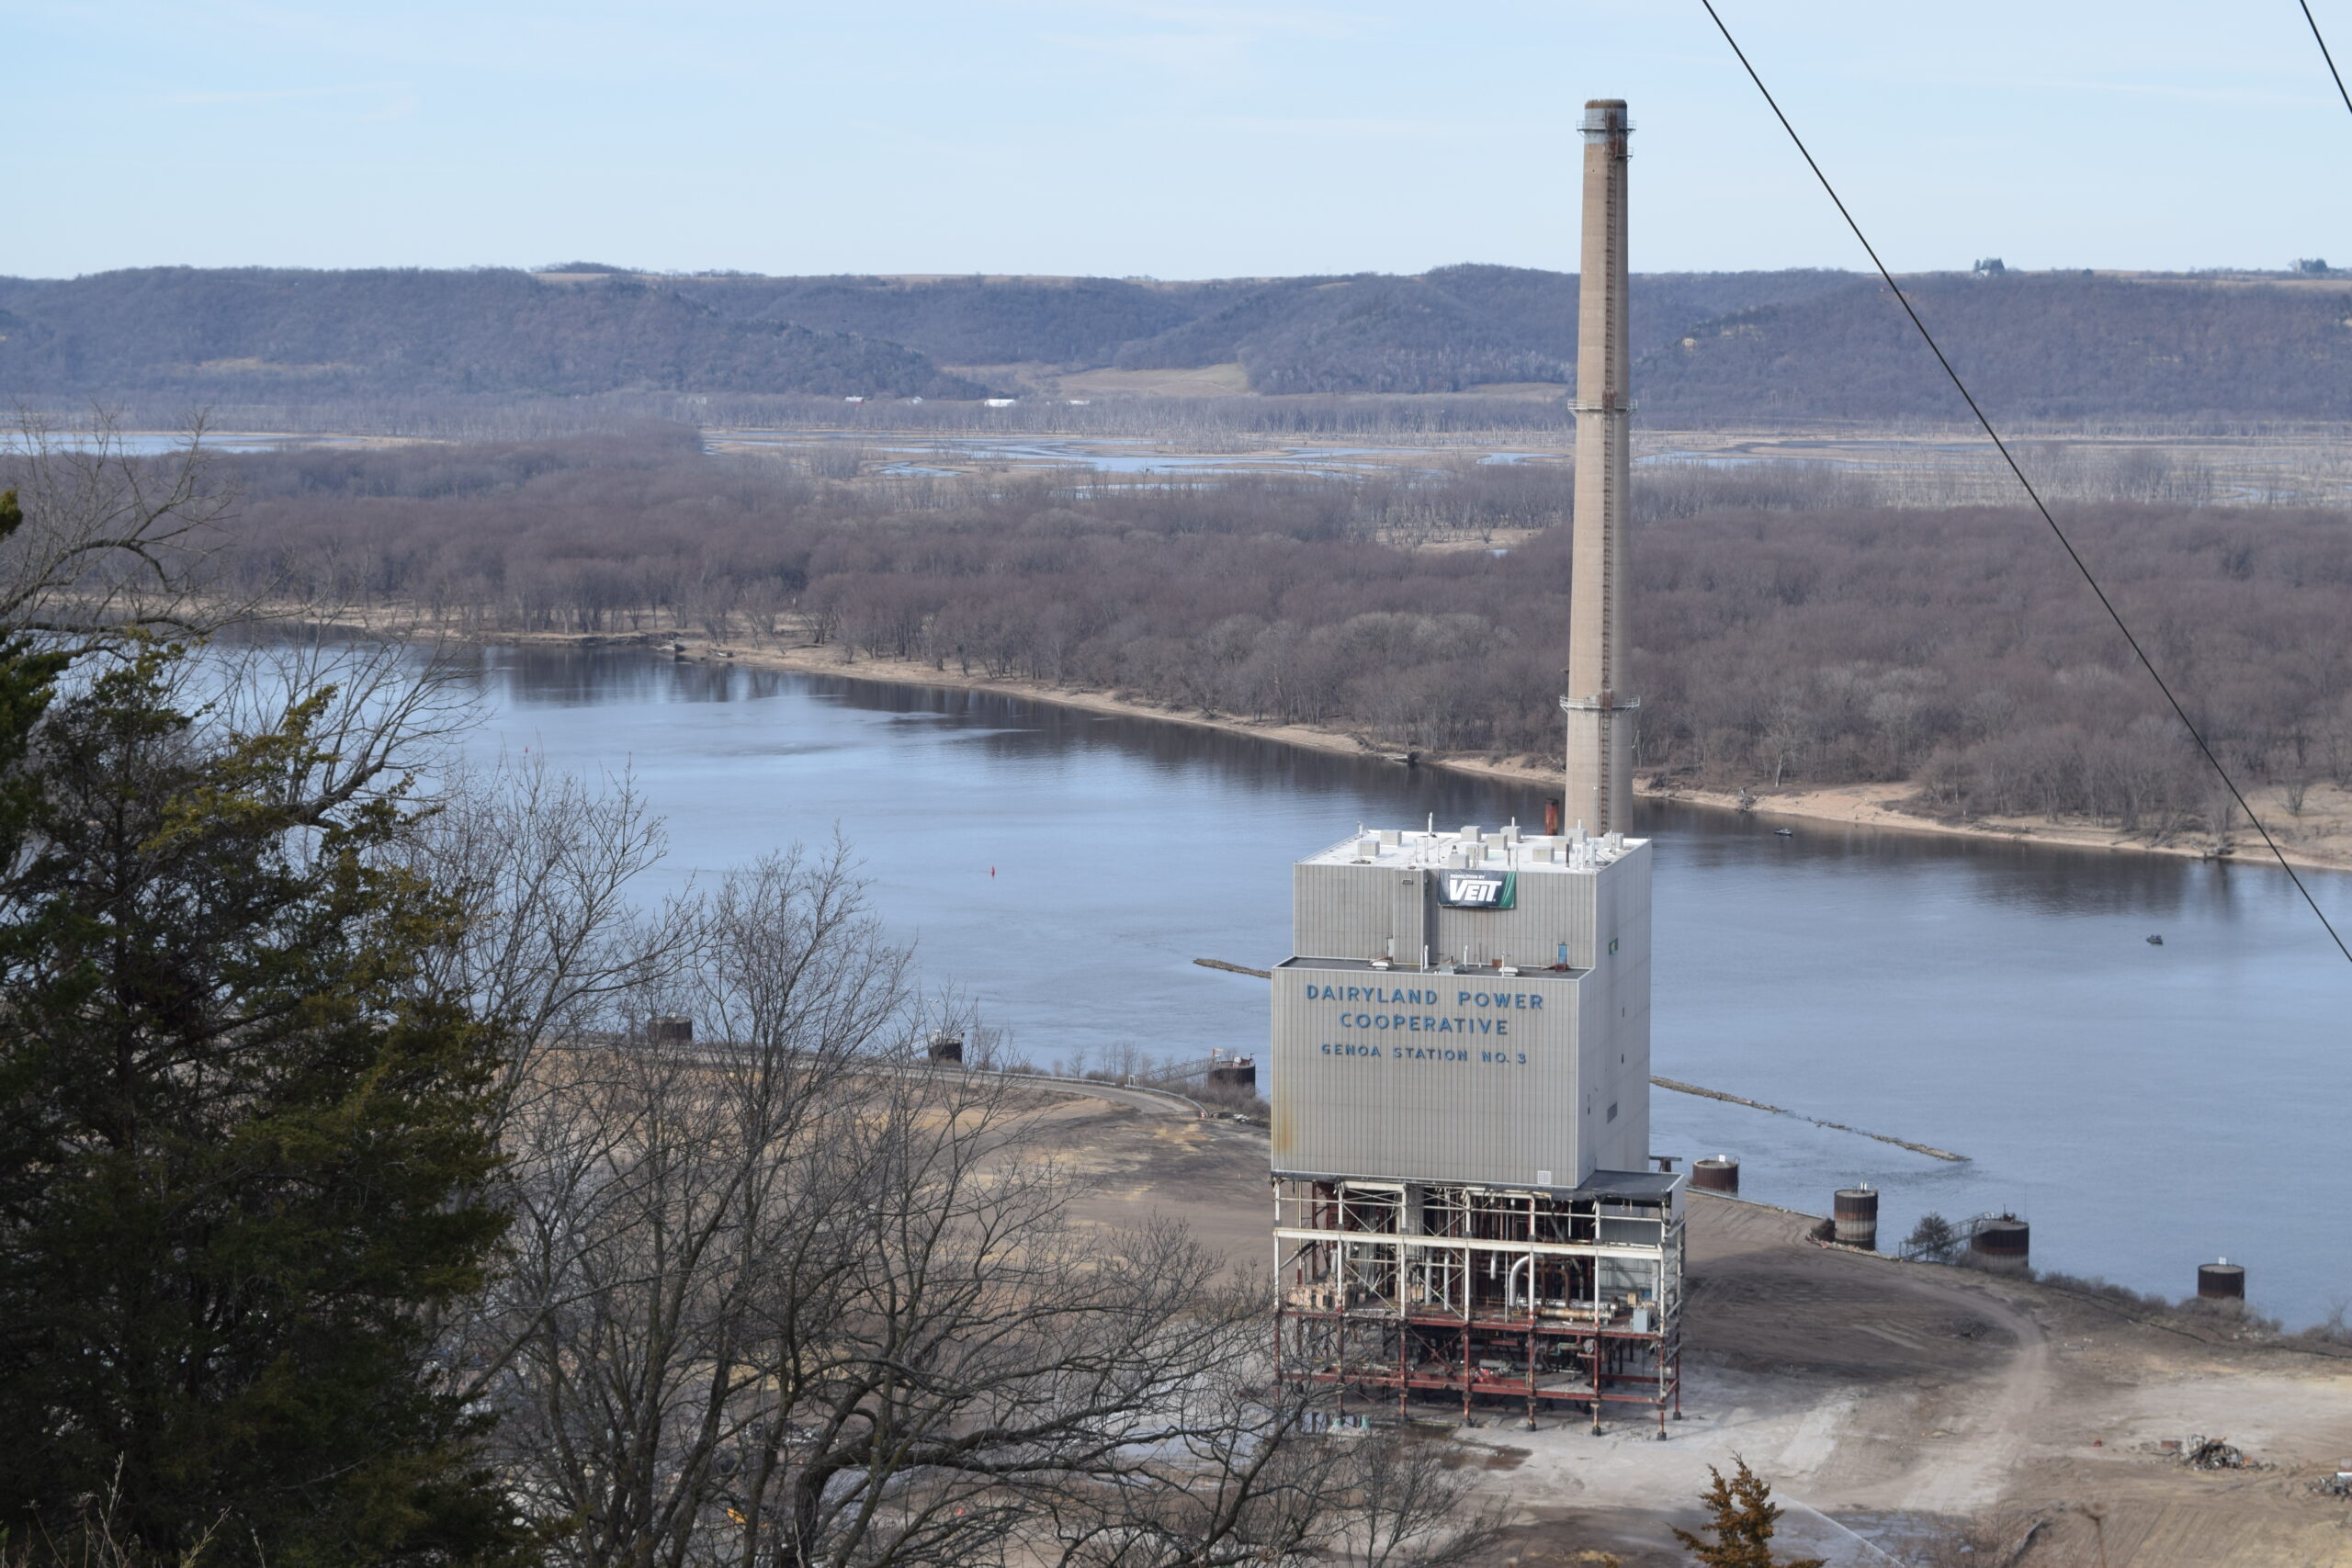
[1037,1087,2352,1568]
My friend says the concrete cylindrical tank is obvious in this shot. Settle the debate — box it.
[1833,1188,1879,1251]
[1972,1216,2031,1269]
[1690,1156,1739,1195]
[2197,1261,2246,1301]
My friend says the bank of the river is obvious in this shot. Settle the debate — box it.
[364,615,2352,873]
[447,637,2347,1326]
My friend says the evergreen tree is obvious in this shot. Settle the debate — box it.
[1905,1212,1960,1262]
[0,492,72,870]
[0,509,530,1567]
[1671,1457,1825,1568]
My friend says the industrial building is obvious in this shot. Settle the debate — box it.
[1270,99,1684,1433]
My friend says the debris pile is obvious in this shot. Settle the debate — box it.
[2180,1434,2256,1471]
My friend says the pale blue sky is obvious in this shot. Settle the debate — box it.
[6,1,2346,279]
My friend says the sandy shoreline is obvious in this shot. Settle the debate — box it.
[452,623,2352,874]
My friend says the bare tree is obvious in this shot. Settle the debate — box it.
[0,408,239,650]
[483,841,919,1568]
[483,842,1496,1568]
[1344,1434,1508,1568]
[410,752,688,1085]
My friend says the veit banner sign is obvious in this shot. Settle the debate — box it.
[1437,869,1516,909]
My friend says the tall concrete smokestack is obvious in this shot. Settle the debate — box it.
[1562,98,1637,838]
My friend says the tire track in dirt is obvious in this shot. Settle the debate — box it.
[1883,1273,2050,1514]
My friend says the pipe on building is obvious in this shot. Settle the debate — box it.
[1506,1254,1534,1309]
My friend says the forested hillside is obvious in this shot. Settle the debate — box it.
[0,267,991,400]
[687,274,1209,365]
[1638,272,2352,423]
[1110,273,1569,393]
[1103,266,1858,393]
[5,264,2348,423]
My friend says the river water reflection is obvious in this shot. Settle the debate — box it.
[461,646,2351,1326]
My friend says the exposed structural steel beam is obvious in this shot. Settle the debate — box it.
[1562,99,1639,840]
[1272,1176,1683,1435]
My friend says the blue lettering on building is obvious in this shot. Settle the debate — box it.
[1305,977,1550,1069]
[1305,983,1458,1005]
[1334,1011,1514,1034]
[1298,982,1544,1010]
[1453,991,1544,1010]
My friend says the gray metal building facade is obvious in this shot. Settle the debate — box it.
[1272,826,1651,1190]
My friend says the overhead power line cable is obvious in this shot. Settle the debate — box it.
[1695,0,2352,964]
[2301,0,2352,119]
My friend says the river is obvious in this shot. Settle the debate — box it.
[458,645,2351,1328]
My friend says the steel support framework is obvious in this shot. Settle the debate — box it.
[1272,1176,1683,1435]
